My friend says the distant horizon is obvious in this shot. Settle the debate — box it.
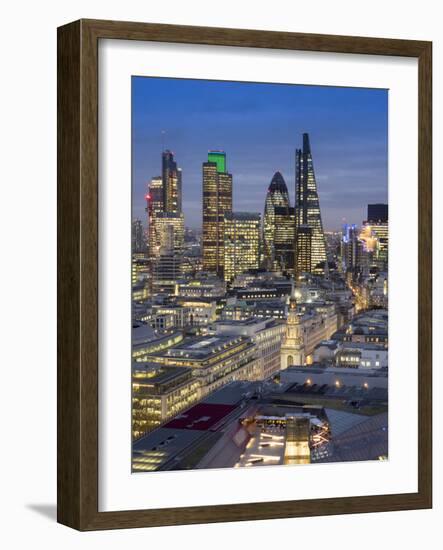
[132,77,388,232]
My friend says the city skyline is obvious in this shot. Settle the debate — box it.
[132,76,388,230]
[131,78,389,470]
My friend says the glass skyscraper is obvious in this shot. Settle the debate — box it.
[263,171,292,271]
[162,150,182,214]
[223,212,261,282]
[202,151,233,276]
[295,133,327,276]
[147,176,164,260]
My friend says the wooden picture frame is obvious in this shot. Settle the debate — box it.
[57,18,432,530]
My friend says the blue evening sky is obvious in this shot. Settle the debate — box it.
[132,77,388,231]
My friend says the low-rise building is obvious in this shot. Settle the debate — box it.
[222,298,287,321]
[215,317,286,380]
[175,277,226,298]
[332,309,388,347]
[144,335,260,396]
[335,342,388,369]
[148,305,190,331]
[132,326,184,362]
[132,363,200,438]
[300,303,339,360]
[175,297,217,326]
[313,340,339,363]
[279,365,388,391]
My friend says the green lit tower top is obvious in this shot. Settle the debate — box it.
[208,150,226,173]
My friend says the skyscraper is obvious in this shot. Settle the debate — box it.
[263,171,293,271]
[294,225,312,275]
[295,133,327,277]
[146,176,163,260]
[362,221,388,270]
[362,203,388,270]
[223,212,261,282]
[132,218,145,253]
[162,150,182,214]
[154,212,185,254]
[148,152,184,261]
[202,151,233,276]
[273,206,295,273]
[340,224,359,274]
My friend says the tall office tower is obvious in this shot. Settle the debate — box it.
[176,168,183,214]
[223,212,261,282]
[162,150,182,214]
[295,133,327,277]
[362,204,389,269]
[146,176,163,259]
[132,219,145,253]
[364,222,388,269]
[154,212,185,253]
[294,225,312,275]
[263,171,292,270]
[273,206,296,272]
[367,203,388,224]
[202,151,233,276]
[340,224,359,273]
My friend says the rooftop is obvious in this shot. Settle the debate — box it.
[340,341,388,351]
[132,363,191,385]
[152,335,251,360]
[132,323,156,345]
[224,212,261,221]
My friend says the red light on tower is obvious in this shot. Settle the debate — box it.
[145,193,151,201]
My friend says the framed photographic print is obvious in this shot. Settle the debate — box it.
[57,19,432,530]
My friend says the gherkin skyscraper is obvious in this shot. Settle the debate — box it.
[263,171,290,269]
[295,133,327,276]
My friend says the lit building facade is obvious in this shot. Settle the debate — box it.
[300,303,339,359]
[152,251,183,294]
[144,335,260,396]
[147,152,183,263]
[223,212,261,282]
[154,212,185,253]
[132,253,149,285]
[262,171,293,271]
[176,298,218,326]
[340,223,363,275]
[132,330,184,362]
[162,150,182,214]
[215,318,286,380]
[175,278,226,298]
[273,206,295,272]
[284,416,311,465]
[364,221,388,269]
[294,225,312,276]
[202,151,233,276]
[132,364,200,438]
[295,133,327,276]
[146,176,164,260]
